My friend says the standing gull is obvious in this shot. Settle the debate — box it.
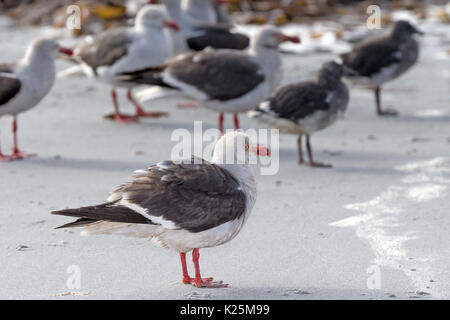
[52,132,269,288]
[0,39,72,161]
[159,0,250,52]
[249,61,349,168]
[120,26,300,132]
[71,5,180,123]
[341,20,423,116]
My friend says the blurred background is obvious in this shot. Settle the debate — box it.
[1,1,449,36]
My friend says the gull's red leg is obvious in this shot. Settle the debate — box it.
[191,248,228,288]
[297,134,304,165]
[305,134,332,168]
[104,89,138,123]
[233,113,240,130]
[7,116,36,161]
[127,88,168,118]
[180,252,213,285]
[180,252,192,284]
[0,136,10,162]
[218,113,224,134]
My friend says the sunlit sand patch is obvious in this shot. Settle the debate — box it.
[331,158,450,298]
[405,184,447,203]
[414,109,448,118]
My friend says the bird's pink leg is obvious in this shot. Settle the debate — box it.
[5,116,36,161]
[218,113,224,134]
[180,252,191,284]
[305,134,332,168]
[104,89,138,123]
[0,139,9,162]
[180,252,213,285]
[191,248,228,288]
[127,89,168,118]
[233,113,240,130]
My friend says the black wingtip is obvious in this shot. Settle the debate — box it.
[54,218,98,229]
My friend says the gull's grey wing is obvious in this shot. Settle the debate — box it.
[53,160,247,233]
[75,28,134,75]
[110,160,247,233]
[187,25,249,51]
[261,82,331,121]
[0,63,21,106]
[166,50,264,101]
[342,37,402,77]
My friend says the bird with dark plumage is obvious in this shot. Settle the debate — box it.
[248,61,349,168]
[160,0,250,53]
[52,131,270,288]
[341,20,423,116]
[118,26,300,133]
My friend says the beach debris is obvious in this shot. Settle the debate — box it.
[183,291,214,299]
[283,288,311,295]
[54,291,91,297]
[3,0,127,36]
[48,240,69,247]
[16,244,31,251]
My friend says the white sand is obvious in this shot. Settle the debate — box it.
[0,16,449,300]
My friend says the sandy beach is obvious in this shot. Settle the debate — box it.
[0,14,449,300]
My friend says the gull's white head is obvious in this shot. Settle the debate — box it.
[25,38,72,61]
[253,25,300,50]
[135,6,180,31]
[212,131,270,165]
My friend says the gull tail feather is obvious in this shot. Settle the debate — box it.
[52,202,154,228]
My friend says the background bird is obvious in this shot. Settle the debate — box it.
[158,0,250,52]
[71,5,180,123]
[120,26,300,132]
[341,20,423,117]
[249,61,349,168]
[0,39,71,161]
[52,131,269,288]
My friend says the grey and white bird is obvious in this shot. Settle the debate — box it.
[120,26,300,132]
[0,39,72,162]
[159,0,249,52]
[52,131,269,288]
[182,0,218,24]
[248,61,349,168]
[71,5,180,123]
[341,20,423,116]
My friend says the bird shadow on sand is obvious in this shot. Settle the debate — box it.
[117,117,219,133]
[277,148,417,177]
[392,113,450,124]
[19,157,150,173]
[122,285,389,300]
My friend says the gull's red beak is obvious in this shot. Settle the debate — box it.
[59,47,73,56]
[251,145,270,157]
[280,34,300,44]
[163,20,180,31]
